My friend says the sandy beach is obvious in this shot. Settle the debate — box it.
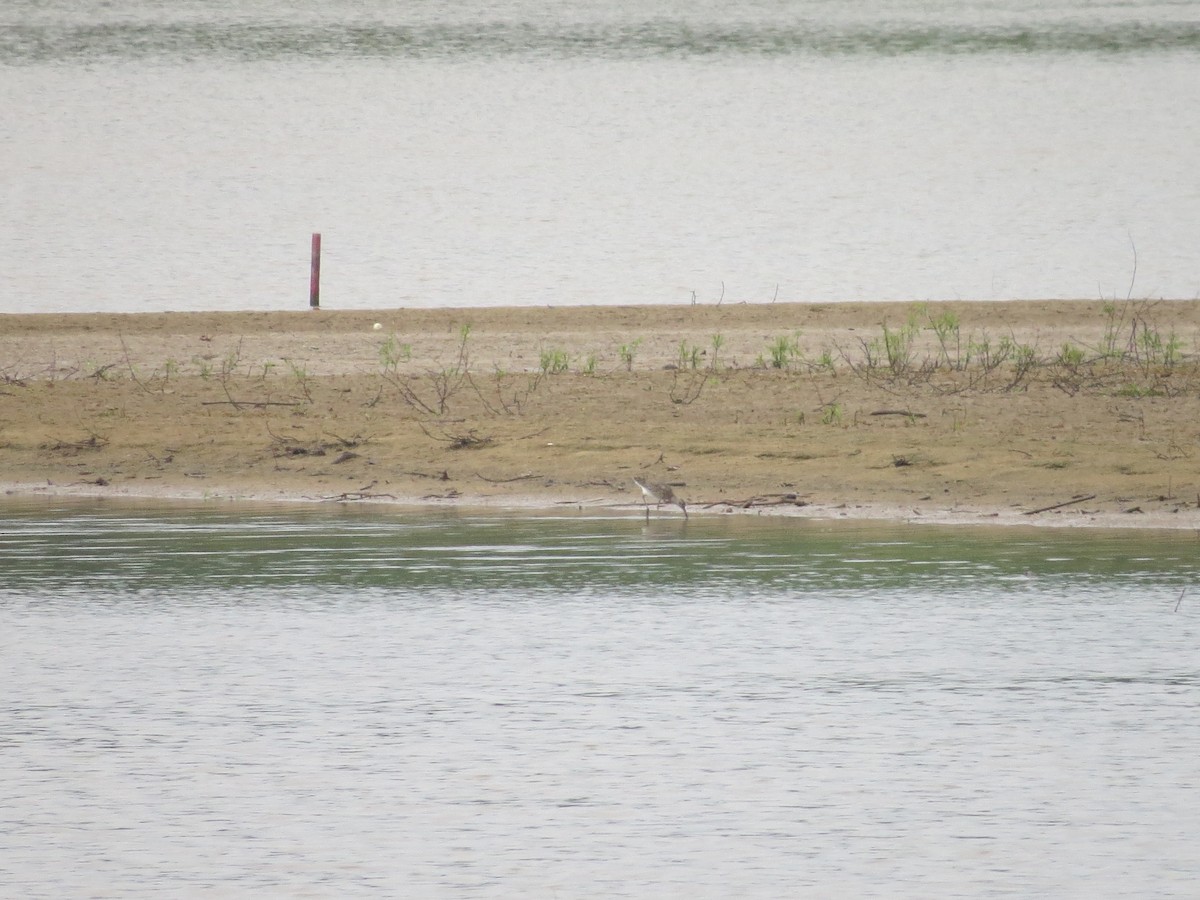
[3,298,1200,529]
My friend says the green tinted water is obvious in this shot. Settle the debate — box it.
[2,497,1197,595]
[2,504,1198,897]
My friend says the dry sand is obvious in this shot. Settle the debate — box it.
[3,299,1200,529]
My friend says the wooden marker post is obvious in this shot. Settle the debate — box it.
[309,232,321,309]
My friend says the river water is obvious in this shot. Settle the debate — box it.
[3,0,1200,314]
[2,498,1198,896]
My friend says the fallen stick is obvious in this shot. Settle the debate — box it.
[700,494,809,509]
[1023,494,1097,516]
[322,491,397,502]
[475,472,541,483]
[201,400,301,407]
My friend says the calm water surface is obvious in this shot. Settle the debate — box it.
[2,498,1198,896]
[3,0,1199,313]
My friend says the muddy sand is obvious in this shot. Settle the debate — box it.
[3,299,1200,529]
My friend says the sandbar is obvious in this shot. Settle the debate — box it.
[2,299,1199,530]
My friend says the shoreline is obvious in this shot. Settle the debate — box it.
[4,475,1195,532]
[2,477,1196,532]
[3,299,1200,532]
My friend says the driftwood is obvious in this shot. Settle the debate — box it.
[422,489,462,501]
[322,490,397,502]
[475,472,541,484]
[1023,494,1097,516]
[45,435,107,452]
[201,400,301,407]
[702,493,810,510]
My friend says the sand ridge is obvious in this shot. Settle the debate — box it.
[3,299,1200,529]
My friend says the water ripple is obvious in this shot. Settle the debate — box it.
[3,500,1198,896]
[4,21,1200,64]
[1,500,1197,598]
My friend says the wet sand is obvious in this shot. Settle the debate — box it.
[3,299,1200,529]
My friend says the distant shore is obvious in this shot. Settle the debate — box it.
[3,299,1200,529]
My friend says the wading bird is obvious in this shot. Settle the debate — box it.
[633,477,688,519]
